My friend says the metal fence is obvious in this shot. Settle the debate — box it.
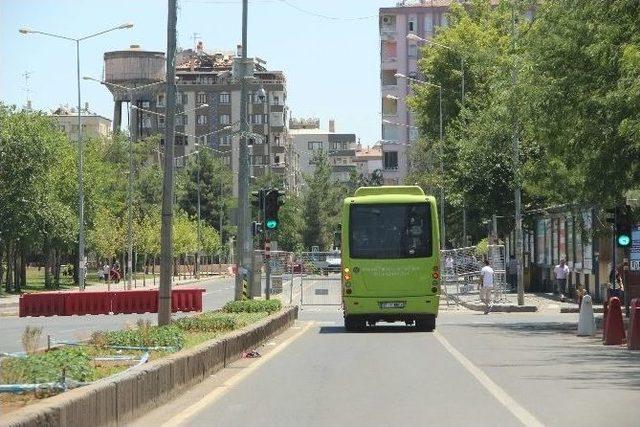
[440,245,509,303]
[294,251,342,306]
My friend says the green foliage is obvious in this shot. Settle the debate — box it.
[301,150,343,250]
[91,324,185,349]
[200,223,221,254]
[0,347,96,383]
[173,210,198,256]
[174,311,268,333]
[222,299,282,314]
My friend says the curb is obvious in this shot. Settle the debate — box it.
[560,306,604,314]
[451,295,538,313]
[2,305,299,427]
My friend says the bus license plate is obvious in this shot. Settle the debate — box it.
[380,301,405,309]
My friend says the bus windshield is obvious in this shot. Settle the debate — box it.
[349,203,432,259]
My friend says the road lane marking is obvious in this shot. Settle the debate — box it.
[434,331,544,427]
[161,321,314,427]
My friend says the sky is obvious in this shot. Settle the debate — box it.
[0,0,396,146]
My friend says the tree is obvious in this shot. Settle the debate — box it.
[301,150,342,250]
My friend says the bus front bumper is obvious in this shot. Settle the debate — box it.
[343,295,439,318]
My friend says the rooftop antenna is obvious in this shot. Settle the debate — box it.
[191,32,201,50]
[22,71,33,109]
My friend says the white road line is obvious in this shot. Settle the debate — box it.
[434,331,545,427]
[161,321,314,427]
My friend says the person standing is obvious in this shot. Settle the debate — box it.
[479,259,495,314]
[553,259,570,298]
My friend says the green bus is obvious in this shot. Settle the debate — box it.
[341,186,441,331]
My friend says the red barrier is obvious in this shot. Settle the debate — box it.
[628,298,640,350]
[111,290,158,314]
[171,288,205,313]
[64,291,112,316]
[604,297,626,345]
[18,288,205,317]
[19,292,66,317]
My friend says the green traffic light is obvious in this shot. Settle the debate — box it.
[266,219,278,229]
[617,234,631,247]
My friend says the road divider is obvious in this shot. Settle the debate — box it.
[577,294,596,337]
[19,288,205,317]
[2,305,298,427]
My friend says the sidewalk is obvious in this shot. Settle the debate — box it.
[0,274,228,316]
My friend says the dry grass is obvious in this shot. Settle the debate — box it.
[21,326,43,354]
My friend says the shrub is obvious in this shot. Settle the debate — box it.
[1,347,95,384]
[222,299,282,314]
[91,324,185,349]
[174,312,238,333]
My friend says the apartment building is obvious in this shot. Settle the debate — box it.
[379,0,452,184]
[51,104,111,140]
[354,144,383,178]
[103,43,295,195]
[289,118,357,185]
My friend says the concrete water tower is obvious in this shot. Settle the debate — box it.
[104,45,165,132]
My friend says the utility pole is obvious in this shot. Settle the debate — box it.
[196,147,202,279]
[126,95,134,290]
[235,0,251,300]
[438,85,445,249]
[511,2,525,306]
[158,0,177,325]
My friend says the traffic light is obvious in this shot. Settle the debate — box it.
[616,205,632,248]
[252,221,263,237]
[264,189,284,230]
[606,205,632,248]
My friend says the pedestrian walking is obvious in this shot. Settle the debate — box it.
[102,262,110,283]
[479,259,495,314]
[507,255,518,292]
[553,259,570,298]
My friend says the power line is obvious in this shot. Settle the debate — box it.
[276,0,376,20]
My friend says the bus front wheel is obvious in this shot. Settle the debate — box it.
[415,316,436,332]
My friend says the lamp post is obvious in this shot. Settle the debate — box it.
[20,22,134,290]
[407,33,467,245]
[83,77,164,289]
[395,73,445,249]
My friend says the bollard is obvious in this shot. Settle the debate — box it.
[602,299,609,342]
[603,297,626,346]
[577,294,596,337]
[628,298,640,351]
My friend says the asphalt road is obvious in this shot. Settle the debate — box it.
[132,298,640,427]
[0,277,235,354]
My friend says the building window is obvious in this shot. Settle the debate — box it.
[142,117,152,129]
[408,20,415,32]
[252,114,263,125]
[382,96,398,115]
[220,114,230,125]
[424,12,433,35]
[272,95,280,105]
[409,127,418,142]
[182,93,188,104]
[382,41,397,60]
[182,115,188,125]
[197,114,207,125]
[196,92,207,104]
[157,94,165,107]
[142,101,150,109]
[308,141,323,150]
[382,70,397,86]
[263,114,269,124]
[223,156,231,166]
[384,151,398,170]
[274,135,280,146]
[219,135,231,146]
[408,44,418,58]
[254,155,263,165]
[219,93,230,103]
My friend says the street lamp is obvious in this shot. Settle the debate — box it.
[407,33,468,245]
[395,73,445,249]
[84,76,164,289]
[20,22,134,290]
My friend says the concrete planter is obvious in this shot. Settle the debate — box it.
[3,306,298,427]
